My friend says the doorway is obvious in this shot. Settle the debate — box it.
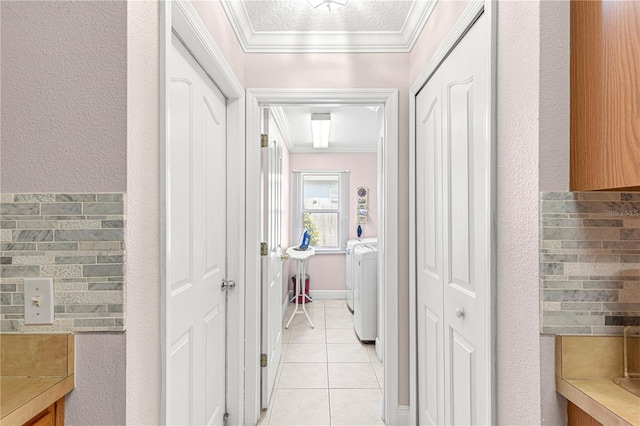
[244,89,400,425]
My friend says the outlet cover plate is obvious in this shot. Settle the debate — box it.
[24,278,54,325]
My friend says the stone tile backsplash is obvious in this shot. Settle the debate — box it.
[540,192,640,335]
[0,193,125,332]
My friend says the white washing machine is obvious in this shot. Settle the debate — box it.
[353,244,378,342]
[345,238,377,312]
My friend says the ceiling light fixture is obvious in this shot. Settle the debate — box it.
[308,0,348,12]
[311,113,331,149]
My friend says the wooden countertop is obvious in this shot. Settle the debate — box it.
[0,334,75,425]
[556,335,640,426]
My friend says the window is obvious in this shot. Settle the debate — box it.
[293,171,349,252]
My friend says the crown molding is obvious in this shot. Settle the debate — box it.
[220,0,438,53]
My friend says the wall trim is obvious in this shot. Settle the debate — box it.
[309,290,347,300]
[171,0,243,98]
[244,88,399,425]
[282,292,291,321]
[269,106,295,153]
[397,405,410,425]
[408,0,496,424]
[410,0,484,94]
[219,0,438,53]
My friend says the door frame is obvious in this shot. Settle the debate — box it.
[408,0,497,424]
[244,88,400,424]
[160,1,245,424]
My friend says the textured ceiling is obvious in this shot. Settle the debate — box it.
[221,0,436,52]
[243,0,413,32]
[273,105,382,153]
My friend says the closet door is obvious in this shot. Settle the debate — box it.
[415,11,491,426]
[416,68,445,426]
[441,13,490,426]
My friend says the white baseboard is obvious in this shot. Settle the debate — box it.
[397,405,410,425]
[309,290,347,300]
[375,337,384,363]
[283,290,346,319]
[282,292,292,320]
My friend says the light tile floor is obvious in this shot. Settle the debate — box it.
[258,299,384,426]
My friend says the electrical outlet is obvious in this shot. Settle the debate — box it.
[24,278,54,325]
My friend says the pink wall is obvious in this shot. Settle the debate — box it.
[0,1,127,193]
[291,152,378,241]
[409,1,470,84]
[191,1,245,85]
[286,152,378,293]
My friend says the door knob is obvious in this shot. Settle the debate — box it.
[281,254,290,261]
[455,307,465,319]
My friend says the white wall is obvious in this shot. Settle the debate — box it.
[539,1,570,424]
[65,334,126,425]
[126,1,161,424]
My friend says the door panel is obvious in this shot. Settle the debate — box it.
[205,306,223,424]
[169,80,193,296]
[448,81,473,291]
[261,108,284,409]
[442,13,489,426]
[416,11,490,426]
[422,307,441,425]
[170,330,193,425]
[169,34,227,426]
[416,68,444,426]
[450,329,475,426]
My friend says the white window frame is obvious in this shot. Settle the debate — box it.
[292,170,349,253]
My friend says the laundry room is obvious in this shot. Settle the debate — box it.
[259,103,386,425]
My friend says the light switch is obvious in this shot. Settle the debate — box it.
[24,278,54,325]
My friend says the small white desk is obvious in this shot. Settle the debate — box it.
[285,246,316,329]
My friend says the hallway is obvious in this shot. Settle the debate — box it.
[258,300,384,425]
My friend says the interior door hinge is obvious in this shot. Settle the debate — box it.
[260,242,268,256]
[261,134,268,148]
[260,353,267,367]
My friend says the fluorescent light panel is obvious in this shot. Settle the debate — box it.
[311,113,331,149]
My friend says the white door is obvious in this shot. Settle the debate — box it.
[416,12,491,426]
[416,66,445,426]
[167,34,227,425]
[260,108,284,409]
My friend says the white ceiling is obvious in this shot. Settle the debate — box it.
[221,0,437,52]
[271,105,383,153]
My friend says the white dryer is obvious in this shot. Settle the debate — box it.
[345,238,377,312]
[353,244,378,342]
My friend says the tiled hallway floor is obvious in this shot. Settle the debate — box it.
[258,299,384,426]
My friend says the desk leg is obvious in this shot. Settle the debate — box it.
[285,259,314,329]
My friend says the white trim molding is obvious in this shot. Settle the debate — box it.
[408,0,496,424]
[397,405,410,425]
[220,0,438,53]
[171,0,243,98]
[244,88,399,425]
[308,290,348,300]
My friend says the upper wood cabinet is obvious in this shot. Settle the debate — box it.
[571,0,640,191]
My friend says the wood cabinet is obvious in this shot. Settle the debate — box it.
[567,402,603,426]
[23,398,64,426]
[570,0,640,190]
